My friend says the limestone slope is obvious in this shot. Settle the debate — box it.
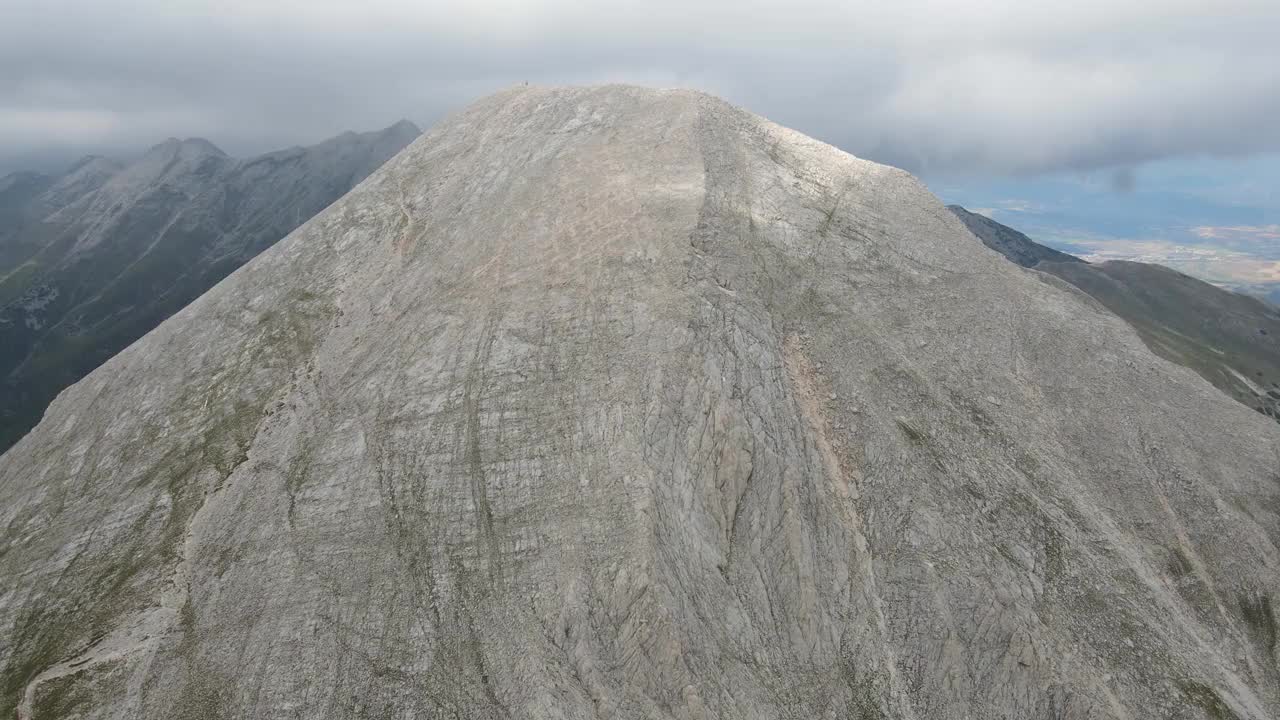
[2,86,1279,720]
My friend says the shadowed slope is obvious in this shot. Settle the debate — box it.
[0,121,419,452]
[949,204,1084,268]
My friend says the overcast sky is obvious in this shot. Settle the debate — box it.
[4,0,1280,178]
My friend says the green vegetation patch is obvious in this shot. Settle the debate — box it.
[1177,680,1240,720]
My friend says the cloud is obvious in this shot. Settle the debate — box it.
[1192,225,1280,241]
[996,200,1044,214]
[1110,167,1136,194]
[3,0,1280,175]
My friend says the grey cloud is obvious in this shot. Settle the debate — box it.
[1111,168,1136,194]
[3,0,1279,176]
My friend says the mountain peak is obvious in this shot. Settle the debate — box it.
[2,85,1278,719]
[181,137,227,156]
[384,118,421,135]
[143,136,227,160]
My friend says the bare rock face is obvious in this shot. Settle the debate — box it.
[2,86,1279,719]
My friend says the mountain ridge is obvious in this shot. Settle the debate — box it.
[2,86,1278,719]
[0,119,420,452]
[948,204,1083,268]
[949,205,1280,422]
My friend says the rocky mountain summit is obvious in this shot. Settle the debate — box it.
[3,86,1279,719]
[950,205,1280,423]
[0,120,420,452]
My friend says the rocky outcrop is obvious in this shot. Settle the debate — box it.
[2,86,1278,719]
[0,120,419,452]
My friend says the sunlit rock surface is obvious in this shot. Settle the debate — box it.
[3,86,1279,719]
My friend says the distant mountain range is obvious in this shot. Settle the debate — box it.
[951,205,1280,422]
[0,121,420,452]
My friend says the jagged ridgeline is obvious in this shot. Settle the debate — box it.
[0,120,420,454]
[3,86,1279,719]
